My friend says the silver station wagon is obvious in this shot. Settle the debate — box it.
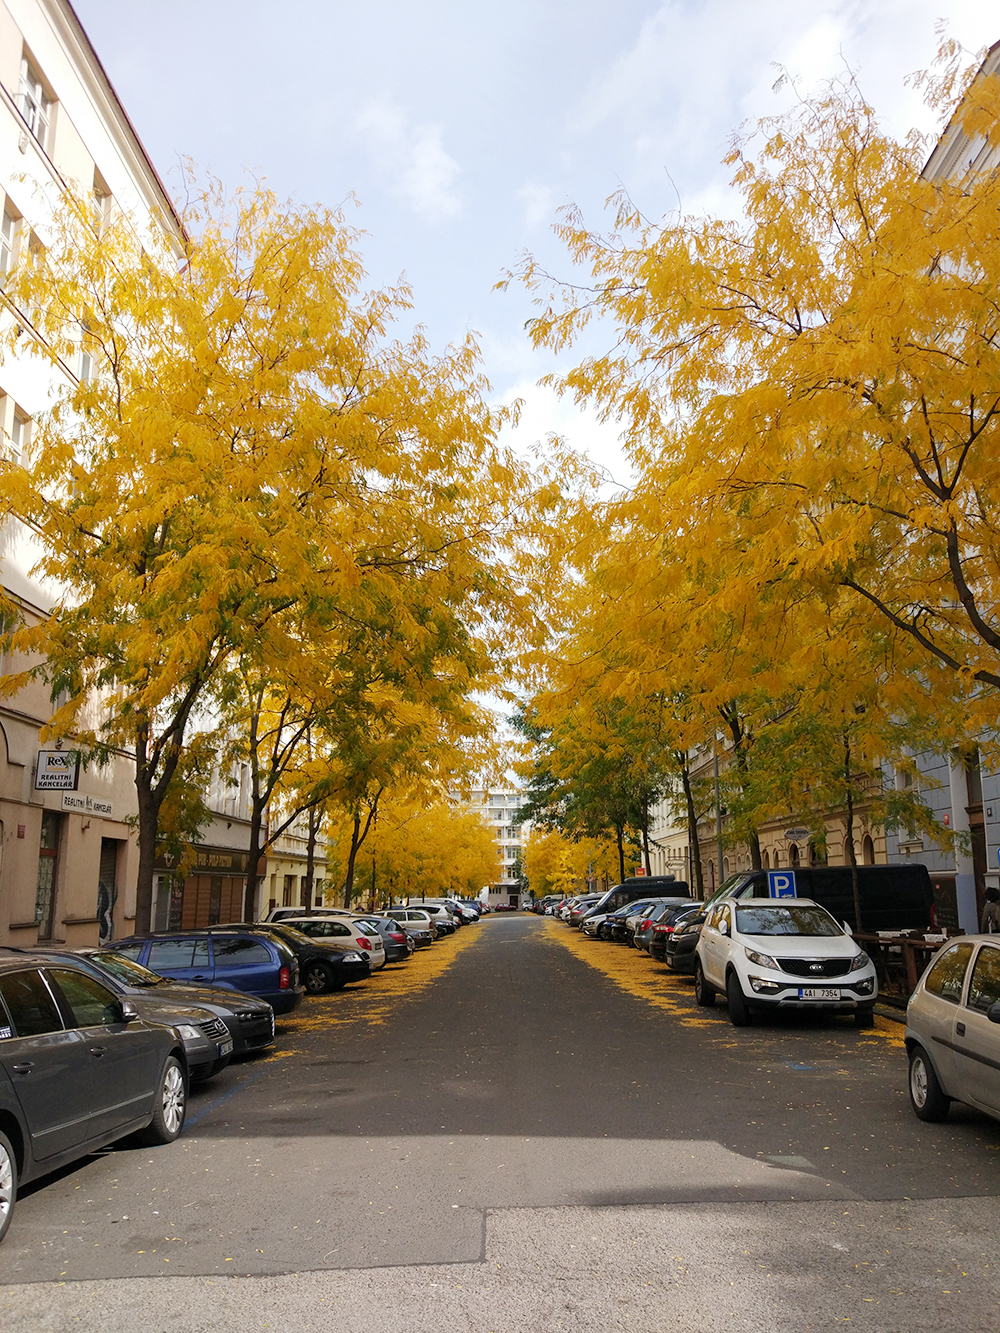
[906,935,1000,1123]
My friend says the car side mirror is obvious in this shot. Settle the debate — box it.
[987,1002,1000,1025]
[120,999,140,1023]
[719,920,729,936]
[843,922,854,936]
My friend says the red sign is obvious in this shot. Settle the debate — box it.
[634,867,646,876]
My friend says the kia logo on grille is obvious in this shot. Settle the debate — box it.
[809,963,823,972]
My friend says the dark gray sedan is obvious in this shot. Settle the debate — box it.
[0,953,188,1246]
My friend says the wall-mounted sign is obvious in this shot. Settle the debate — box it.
[35,750,79,790]
[783,828,810,841]
[62,793,113,818]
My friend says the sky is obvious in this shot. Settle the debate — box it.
[74,0,1000,478]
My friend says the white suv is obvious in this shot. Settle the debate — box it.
[694,896,877,1028]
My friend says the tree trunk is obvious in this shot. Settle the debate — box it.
[843,734,863,933]
[748,829,762,871]
[243,793,267,921]
[615,822,626,884]
[134,784,159,934]
[343,810,362,908]
[679,757,704,898]
[303,806,320,914]
[641,794,652,874]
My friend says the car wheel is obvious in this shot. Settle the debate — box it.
[303,961,334,995]
[694,960,716,1007]
[135,1056,187,1146]
[726,971,751,1027]
[0,1129,16,1245]
[908,1045,950,1122]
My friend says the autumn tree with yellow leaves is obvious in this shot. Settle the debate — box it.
[509,41,1000,860]
[0,183,526,930]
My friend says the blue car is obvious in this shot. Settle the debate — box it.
[106,928,304,1014]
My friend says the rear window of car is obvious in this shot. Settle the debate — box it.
[924,941,975,1003]
[214,938,273,967]
[0,970,64,1037]
[147,939,211,970]
[965,946,1000,1013]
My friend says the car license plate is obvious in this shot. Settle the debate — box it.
[798,987,841,1000]
[219,1039,233,1056]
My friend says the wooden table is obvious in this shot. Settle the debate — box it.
[854,932,953,997]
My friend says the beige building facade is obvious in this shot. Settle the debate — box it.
[0,0,183,947]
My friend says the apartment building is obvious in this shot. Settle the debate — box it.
[453,787,528,906]
[0,0,183,946]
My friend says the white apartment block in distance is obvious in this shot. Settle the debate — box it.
[454,788,528,907]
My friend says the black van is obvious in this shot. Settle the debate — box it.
[707,864,934,932]
[583,876,692,920]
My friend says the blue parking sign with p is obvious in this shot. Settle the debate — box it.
[767,871,796,899]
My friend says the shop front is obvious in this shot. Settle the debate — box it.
[153,844,250,930]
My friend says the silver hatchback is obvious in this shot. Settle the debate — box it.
[905,935,1000,1123]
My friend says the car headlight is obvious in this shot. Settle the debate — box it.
[745,947,779,970]
[848,951,870,972]
[174,1024,202,1041]
[341,952,362,962]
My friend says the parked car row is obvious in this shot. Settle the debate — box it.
[0,895,482,1245]
[551,883,879,1030]
[553,868,1000,1131]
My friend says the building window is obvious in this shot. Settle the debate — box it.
[19,57,51,150]
[282,874,294,907]
[862,834,875,865]
[0,208,16,287]
[788,843,800,868]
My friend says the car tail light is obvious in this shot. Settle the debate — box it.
[355,937,372,950]
[278,966,290,990]
[929,902,937,928]
[639,919,652,930]
[389,932,406,943]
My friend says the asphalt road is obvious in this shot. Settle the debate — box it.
[4,913,1000,1332]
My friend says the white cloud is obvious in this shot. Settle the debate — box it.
[496,378,633,488]
[354,100,462,220]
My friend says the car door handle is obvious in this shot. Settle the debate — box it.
[90,1045,107,1057]
[11,1061,34,1073]
[191,974,210,981]
[956,1022,966,1037]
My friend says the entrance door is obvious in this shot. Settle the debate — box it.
[97,838,119,944]
[34,811,61,940]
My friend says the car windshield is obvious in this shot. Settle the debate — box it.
[89,950,167,986]
[736,906,842,937]
[267,924,315,945]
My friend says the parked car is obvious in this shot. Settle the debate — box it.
[106,929,304,1013]
[537,895,562,915]
[444,898,481,923]
[661,910,708,972]
[77,948,275,1056]
[568,895,603,928]
[261,907,353,924]
[613,897,694,944]
[380,909,436,946]
[694,897,878,1028]
[581,877,691,925]
[0,953,188,1245]
[228,921,377,990]
[635,902,704,954]
[906,935,1000,1123]
[17,948,233,1083]
[405,904,457,935]
[599,900,665,941]
[347,915,414,962]
[703,865,935,933]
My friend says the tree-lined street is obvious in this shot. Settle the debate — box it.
[4,915,1000,1330]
